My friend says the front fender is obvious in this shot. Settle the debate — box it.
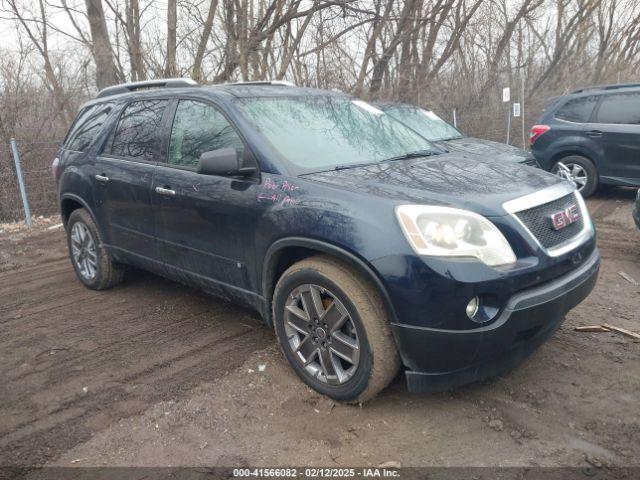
[260,236,400,328]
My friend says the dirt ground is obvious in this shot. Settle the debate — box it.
[1,189,639,470]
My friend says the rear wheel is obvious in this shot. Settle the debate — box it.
[66,208,124,290]
[552,155,597,197]
[273,256,399,403]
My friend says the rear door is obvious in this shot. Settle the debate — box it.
[152,98,261,293]
[553,95,599,143]
[93,99,169,263]
[591,91,640,181]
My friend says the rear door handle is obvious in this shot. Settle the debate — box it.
[155,186,176,196]
[585,130,603,137]
[95,174,109,182]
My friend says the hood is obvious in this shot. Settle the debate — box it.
[437,137,532,163]
[301,153,565,217]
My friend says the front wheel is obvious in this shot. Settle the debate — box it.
[552,155,598,197]
[272,256,399,403]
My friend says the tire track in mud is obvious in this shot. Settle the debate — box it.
[0,233,274,466]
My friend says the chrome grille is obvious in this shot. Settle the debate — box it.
[514,193,584,249]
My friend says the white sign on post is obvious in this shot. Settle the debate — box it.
[513,102,521,118]
[502,87,511,103]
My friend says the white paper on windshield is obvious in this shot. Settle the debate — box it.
[351,100,384,116]
[421,110,441,121]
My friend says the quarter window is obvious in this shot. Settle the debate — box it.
[65,103,114,152]
[168,100,245,168]
[554,96,597,123]
[105,100,167,159]
[595,92,640,124]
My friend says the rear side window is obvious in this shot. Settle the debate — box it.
[105,100,167,159]
[168,100,245,168]
[595,92,640,124]
[554,96,597,123]
[64,103,114,152]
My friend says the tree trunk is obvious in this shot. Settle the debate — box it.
[85,0,119,89]
[166,0,178,77]
[126,0,144,81]
[192,0,220,82]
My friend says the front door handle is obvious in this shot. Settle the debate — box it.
[585,130,603,137]
[95,174,109,182]
[155,186,176,196]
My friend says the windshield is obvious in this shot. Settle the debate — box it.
[383,105,463,142]
[235,96,440,172]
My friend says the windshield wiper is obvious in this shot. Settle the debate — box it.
[384,150,438,162]
[331,150,438,171]
[333,160,381,171]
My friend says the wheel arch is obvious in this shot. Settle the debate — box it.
[60,194,105,237]
[261,237,398,328]
[549,148,599,170]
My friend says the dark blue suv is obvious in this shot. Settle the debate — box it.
[531,83,640,197]
[54,79,600,402]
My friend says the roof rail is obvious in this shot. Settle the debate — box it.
[571,82,640,94]
[96,78,199,98]
[225,80,296,87]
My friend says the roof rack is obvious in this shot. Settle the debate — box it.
[571,82,640,94]
[96,78,199,98]
[225,80,296,87]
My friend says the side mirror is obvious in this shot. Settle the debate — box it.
[197,148,255,177]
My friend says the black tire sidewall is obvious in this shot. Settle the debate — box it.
[66,210,104,289]
[273,268,373,402]
[553,155,598,197]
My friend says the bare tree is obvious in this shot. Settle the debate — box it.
[165,0,177,76]
[85,0,119,88]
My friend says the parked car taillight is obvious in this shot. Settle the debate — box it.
[530,125,550,146]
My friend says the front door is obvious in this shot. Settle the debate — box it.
[152,99,261,295]
[92,99,168,263]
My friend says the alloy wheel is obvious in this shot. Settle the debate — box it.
[283,284,360,385]
[70,222,98,280]
[555,162,588,191]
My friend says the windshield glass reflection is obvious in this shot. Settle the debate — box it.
[236,96,440,172]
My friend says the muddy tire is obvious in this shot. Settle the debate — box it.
[552,155,598,198]
[66,208,124,290]
[273,255,400,403]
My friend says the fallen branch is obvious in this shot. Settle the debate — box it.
[574,325,611,333]
[602,323,640,340]
[618,271,639,286]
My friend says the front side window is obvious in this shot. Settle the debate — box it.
[105,100,167,159]
[383,106,462,142]
[168,100,245,168]
[555,96,598,123]
[65,102,114,152]
[235,96,439,172]
[595,92,640,124]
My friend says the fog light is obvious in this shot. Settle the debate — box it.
[466,297,480,319]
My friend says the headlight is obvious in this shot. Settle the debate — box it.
[395,205,516,266]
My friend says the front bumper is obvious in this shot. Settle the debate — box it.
[392,248,600,393]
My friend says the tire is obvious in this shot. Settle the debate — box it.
[551,155,598,198]
[66,208,124,290]
[272,255,400,403]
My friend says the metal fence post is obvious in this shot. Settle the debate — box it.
[9,138,32,227]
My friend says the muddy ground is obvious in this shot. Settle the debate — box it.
[1,189,639,470]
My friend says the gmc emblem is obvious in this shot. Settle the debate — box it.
[549,204,581,230]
